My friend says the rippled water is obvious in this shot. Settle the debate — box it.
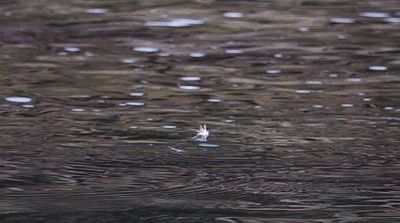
[1,0,400,222]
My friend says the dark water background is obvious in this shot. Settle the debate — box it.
[1,0,400,222]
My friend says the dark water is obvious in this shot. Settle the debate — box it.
[1,0,400,222]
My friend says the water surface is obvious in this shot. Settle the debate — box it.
[1,0,400,222]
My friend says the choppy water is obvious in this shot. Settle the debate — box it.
[1,0,400,222]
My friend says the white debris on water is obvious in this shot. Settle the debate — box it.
[193,125,209,141]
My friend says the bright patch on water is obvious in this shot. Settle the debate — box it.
[71,108,85,112]
[207,98,221,103]
[122,58,136,64]
[312,104,324,108]
[22,104,34,108]
[126,102,145,106]
[6,96,32,103]
[145,19,204,28]
[306,80,322,85]
[163,125,176,129]
[85,8,108,14]
[330,18,355,24]
[369,66,387,71]
[266,69,281,74]
[359,12,389,18]
[295,90,311,94]
[223,12,244,18]
[384,17,400,24]
[64,47,80,52]
[346,78,362,82]
[133,47,159,53]
[84,52,94,57]
[384,106,394,110]
[225,49,243,54]
[298,26,309,32]
[329,73,339,78]
[190,52,205,58]
[179,85,200,90]
[129,92,144,97]
[198,143,218,148]
[180,76,201,81]
[341,104,354,108]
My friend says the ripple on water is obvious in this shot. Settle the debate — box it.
[266,69,281,74]
[369,66,387,71]
[341,104,354,108]
[359,12,389,18]
[158,52,170,57]
[346,78,362,82]
[5,96,32,103]
[145,19,204,28]
[338,34,347,39]
[163,125,177,129]
[330,17,355,24]
[329,73,339,78]
[122,58,136,64]
[85,8,108,14]
[64,47,80,52]
[179,85,200,90]
[180,76,201,81]
[223,12,244,18]
[298,26,309,32]
[71,108,85,112]
[384,17,400,24]
[126,102,145,106]
[129,92,144,97]
[190,52,205,58]
[84,52,94,57]
[207,98,222,103]
[198,143,219,148]
[363,98,372,102]
[306,80,322,85]
[295,90,311,94]
[225,49,243,54]
[133,47,159,53]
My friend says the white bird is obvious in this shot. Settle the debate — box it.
[192,124,209,141]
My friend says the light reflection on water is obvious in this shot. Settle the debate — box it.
[1,0,400,222]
